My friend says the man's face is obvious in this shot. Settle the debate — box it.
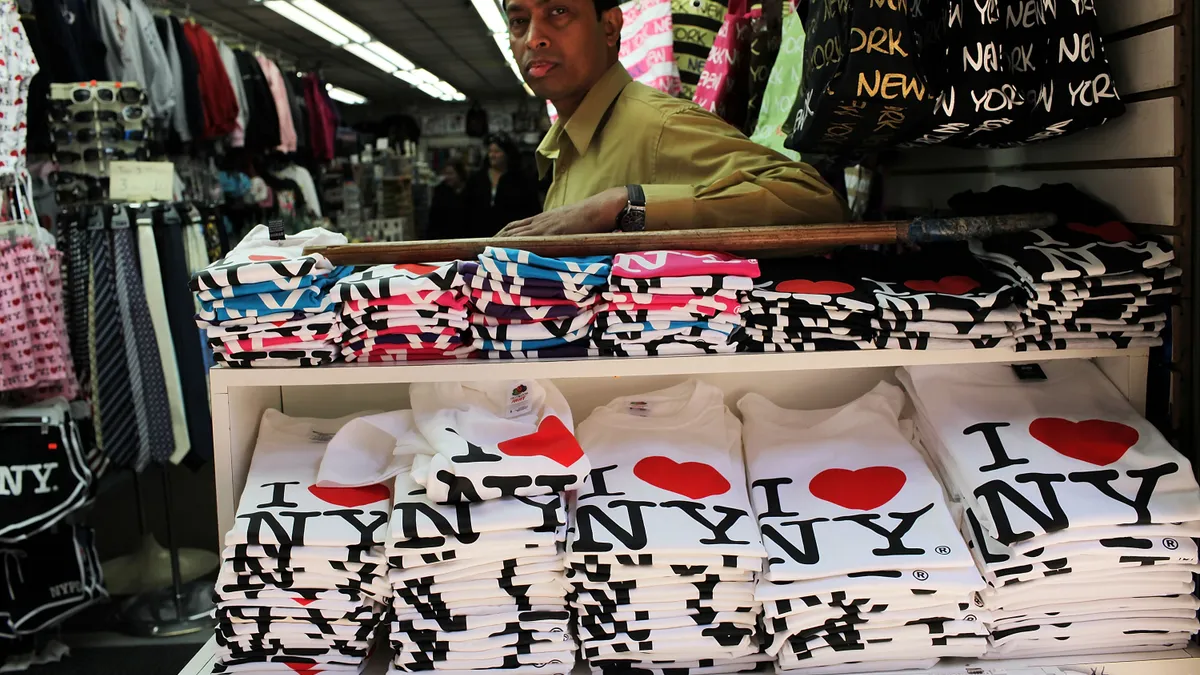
[506,0,618,103]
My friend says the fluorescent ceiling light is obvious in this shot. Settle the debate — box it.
[418,82,448,100]
[292,0,372,43]
[408,69,439,85]
[344,43,399,73]
[434,81,461,98]
[471,0,508,33]
[365,42,414,70]
[326,85,367,104]
[263,0,349,45]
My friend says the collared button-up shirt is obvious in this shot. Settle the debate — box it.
[536,62,846,230]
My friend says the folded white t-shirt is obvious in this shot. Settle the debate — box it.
[568,380,765,563]
[900,361,1200,546]
[410,380,589,503]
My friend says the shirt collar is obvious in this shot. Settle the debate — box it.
[536,62,633,178]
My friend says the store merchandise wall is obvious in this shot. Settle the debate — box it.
[885,0,1192,439]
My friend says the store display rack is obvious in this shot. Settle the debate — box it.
[181,345,1200,673]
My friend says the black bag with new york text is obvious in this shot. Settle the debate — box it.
[785,0,937,155]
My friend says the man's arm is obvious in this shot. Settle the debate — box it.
[643,107,848,229]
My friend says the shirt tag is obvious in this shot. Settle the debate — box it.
[627,401,651,417]
[506,383,533,418]
[310,430,335,442]
[1011,364,1047,382]
[267,219,286,241]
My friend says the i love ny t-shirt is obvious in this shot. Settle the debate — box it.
[739,384,979,583]
[899,361,1200,547]
[568,380,766,563]
[410,380,590,503]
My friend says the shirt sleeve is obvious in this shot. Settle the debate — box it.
[641,107,848,230]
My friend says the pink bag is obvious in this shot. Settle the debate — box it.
[693,0,751,120]
[619,0,682,96]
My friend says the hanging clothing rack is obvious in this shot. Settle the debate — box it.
[148,0,299,73]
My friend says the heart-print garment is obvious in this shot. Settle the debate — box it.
[212,411,389,675]
[472,298,597,321]
[569,379,765,561]
[477,257,608,288]
[212,348,339,368]
[207,313,339,339]
[900,361,1200,547]
[330,262,461,303]
[841,245,1020,313]
[483,248,612,276]
[409,380,589,503]
[460,270,597,302]
[611,275,754,292]
[970,224,1175,284]
[480,344,603,360]
[226,410,391,547]
[611,251,760,280]
[189,225,346,292]
[739,384,979,583]
[196,274,326,301]
[595,338,738,357]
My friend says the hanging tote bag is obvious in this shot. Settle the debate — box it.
[620,0,684,96]
[749,3,805,161]
[693,0,748,115]
[742,0,785,135]
[672,0,731,100]
[784,0,935,155]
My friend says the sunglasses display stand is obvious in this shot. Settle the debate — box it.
[48,81,149,187]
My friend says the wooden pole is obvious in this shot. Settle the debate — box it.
[305,213,1055,266]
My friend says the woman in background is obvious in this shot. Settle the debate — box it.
[467,134,540,237]
[428,159,470,239]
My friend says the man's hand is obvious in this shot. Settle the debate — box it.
[497,187,627,237]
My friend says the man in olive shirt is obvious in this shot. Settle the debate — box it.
[497,0,845,236]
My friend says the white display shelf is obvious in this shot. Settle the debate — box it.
[209,347,1151,393]
[191,345,1194,675]
[177,637,1200,675]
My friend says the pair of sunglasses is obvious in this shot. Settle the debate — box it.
[51,106,146,124]
[69,86,144,105]
[53,127,146,143]
[58,147,151,163]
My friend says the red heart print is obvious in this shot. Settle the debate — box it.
[776,279,855,295]
[292,598,317,606]
[1029,418,1139,466]
[285,665,320,674]
[248,254,286,261]
[393,263,439,274]
[1067,221,1136,243]
[633,456,731,499]
[809,466,907,511]
[307,483,390,508]
[497,415,584,467]
[904,276,981,295]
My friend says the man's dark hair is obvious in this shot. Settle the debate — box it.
[593,0,620,17]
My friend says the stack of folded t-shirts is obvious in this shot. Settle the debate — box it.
[384,380,591,673]
[970,223,1179,351]
[737,256,878,352]
[462,247,609,359]
[739,383,988,674]
[739,249,1023,353]
[594,251,758,356]
[900,361,1200,660]
[212,409,390,674]
[567,380,770,675]
[192,225,350,368]
[332,262,475,362]
[840,246,1022,350]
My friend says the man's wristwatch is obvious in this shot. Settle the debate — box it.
[617,184,646,232]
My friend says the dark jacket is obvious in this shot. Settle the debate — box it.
[170,16,206,142]
[234,50,281,151]
[465,169,541,238]
[428,182,470,240]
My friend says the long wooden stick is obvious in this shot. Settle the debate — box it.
[306,213,1055,265]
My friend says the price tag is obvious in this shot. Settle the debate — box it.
[109,161,175,201]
